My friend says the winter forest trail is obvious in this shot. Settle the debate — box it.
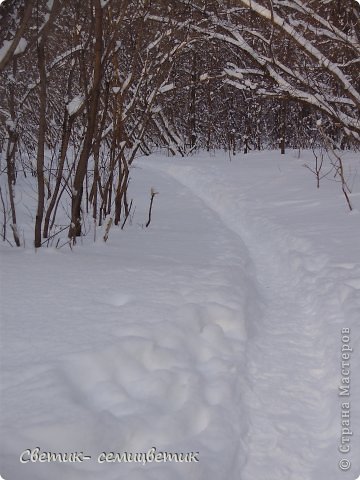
[1,152,360,480]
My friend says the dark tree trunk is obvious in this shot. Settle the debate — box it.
[34,41,47,248]
[68,0,103,241]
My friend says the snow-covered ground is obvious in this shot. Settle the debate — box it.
[1,150,359,480]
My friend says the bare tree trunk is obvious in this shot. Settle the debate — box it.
[319,126,353,211]
[5,57,20,246]
[206,83,212,152]
[5,132,20,246]
[280,98,287,155]
[0,186,8,243]
[146,188,158,228]
[89,81,110,224]
[43,111,74,238]
[114,158,130,226]
[34,40,47,248]
[189,51,197,149]
[68,0,103,242]
[33,0,61,246]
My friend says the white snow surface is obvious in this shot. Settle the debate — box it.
[14,38,28,56]
[1,150,360,480]
[66,95,84,116]
[0,40,11,63]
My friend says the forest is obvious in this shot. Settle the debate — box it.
[0,0,359,248]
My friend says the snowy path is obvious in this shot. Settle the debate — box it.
[148,153,360,480]
[1,151,360,480]
[238,238,335,480]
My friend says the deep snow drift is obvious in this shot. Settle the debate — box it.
[0,150,359,480]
